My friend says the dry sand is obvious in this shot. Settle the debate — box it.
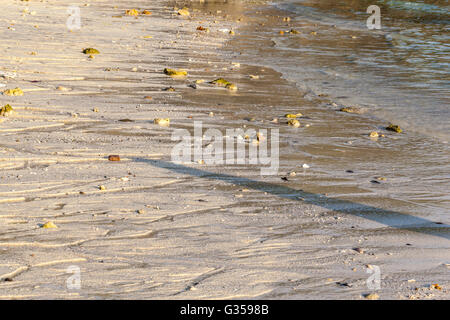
[0,0,448,299]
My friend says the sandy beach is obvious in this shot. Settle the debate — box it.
[0,0,448,299]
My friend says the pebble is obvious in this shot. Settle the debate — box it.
[287,119,300,127]
[42,221,57,229]
[108,155,121,161]
[364,293,379,300]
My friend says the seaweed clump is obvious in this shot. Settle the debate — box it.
[211,78,237,91]
[386,124,402,133]
[3,87,23,96]
[82,48,100,55]
[0,104,14,116]
[164,68,187,77]
[287,119,300,128]
[125,9,139,16]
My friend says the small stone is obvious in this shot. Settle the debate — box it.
[287,119,300,128]
[0,104,14,117]
[42,221,57,229]
[108,155,121,161]
[82,48,100,55]
[125,9,139,16]
[154,118,170,127]
[177,7,190,16]
[431,284,442,290]
[3,87,23,96]
[364,293,379,300]
[369,131,379,138]
[386,124,402,133]
[99,185,106,191]
[164,68,187,77]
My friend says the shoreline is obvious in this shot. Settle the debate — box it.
[0,0,448,299]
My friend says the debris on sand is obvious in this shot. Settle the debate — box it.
[386,124,402,133]
[177,7,190,16]
[211,78,231,87]
[141,10,152,15]
[125,9,139,16]
[164,68,187,77]
[287,119,300,127]
[0,104,14,116]
[431,283,442,290]
[364,293,379,300]
[154,118,170,127]
[369,131,379,138]
[82,48,100,55]
[108,155,121,161]
[41,221,57,229]
[3,87,23,96]
[211,78,237,90]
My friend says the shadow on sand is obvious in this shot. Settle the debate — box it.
[135,158,449,241]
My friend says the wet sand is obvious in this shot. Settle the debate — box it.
[0,0,448,299]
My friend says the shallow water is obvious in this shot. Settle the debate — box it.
[271,0,449,141]
[211,0,450,223]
